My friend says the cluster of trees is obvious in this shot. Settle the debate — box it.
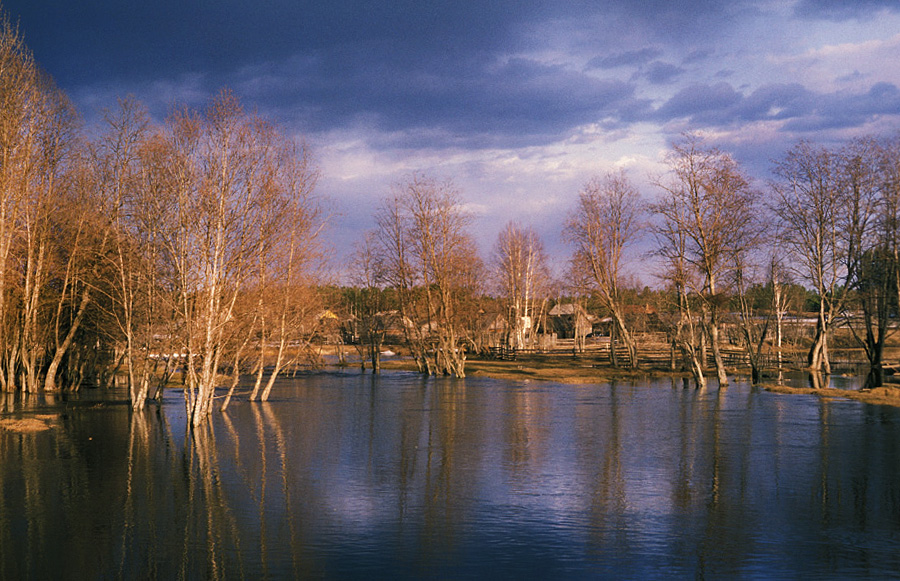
[346,133,900,391]
[358,175,482,377]
[0,15,322,424]
[5,2,900,424]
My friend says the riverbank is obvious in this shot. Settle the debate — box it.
[379,356,900,408]
[378,357,657,383]
[762,383,900,408]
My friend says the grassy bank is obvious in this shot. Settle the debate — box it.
[378,354,900,409]
[761,383,900,408]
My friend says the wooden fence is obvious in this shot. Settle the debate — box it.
[484,338,870,373]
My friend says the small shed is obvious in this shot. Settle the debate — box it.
[548,303,595,340]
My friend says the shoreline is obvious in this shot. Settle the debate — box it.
[377,357,900,408]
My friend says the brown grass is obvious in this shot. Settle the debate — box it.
[762,383,900,407]
[381,357,664,384]
[381,356,900,408]
[0,416,57,433]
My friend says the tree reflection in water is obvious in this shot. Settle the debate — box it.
[1,372,900,579]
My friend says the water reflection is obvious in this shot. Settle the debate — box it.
[1,372,899,578]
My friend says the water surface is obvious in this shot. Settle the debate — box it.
[1,372,899,579]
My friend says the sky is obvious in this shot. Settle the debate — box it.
[5,1,900,281]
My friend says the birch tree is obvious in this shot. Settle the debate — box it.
[772,141,847,378]
[142,91,319,425]
[0,15,35,390]
[845,137,899,388]
[0,13,86,393]
[565,171,642,367]
[653,192,707,388]
[651,135,760,387]
[349,233,390,373]
[493,222,550,350]
[92,97,157,407]
[374,174,478,377]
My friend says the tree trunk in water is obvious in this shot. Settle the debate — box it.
[681,344,706,389]
[865,363,883,390]
[691,357,707,389]
[259,335,288,401]
[43,289,91,392]
[863,326,884,390]
[807,319,831,376]
[249,339,266,401]
[709,322,728,387]
[369,337,382,374]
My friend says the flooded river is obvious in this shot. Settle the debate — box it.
[2,371,899,579]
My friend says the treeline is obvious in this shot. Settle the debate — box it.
[3,4,900,425]
[0,15,322,425]
[343,134,900,391]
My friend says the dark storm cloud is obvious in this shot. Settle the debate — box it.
[5,0,897,268]
[5,0,541,86]
[236,53,649,148]
[2,0,721,144]
[654,80,900,135]
[784,82,900,131]
[3,0,897,159]
[602,0,766,44]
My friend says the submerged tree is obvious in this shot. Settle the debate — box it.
[92,96,159,408]
[845,137,900,388]
[772,141,850,379]
[0,12,91,393]
[347,233,394,373]
[731,251,769,385]
[121,91,321,424]
[651,135,760,387]
[0,9,327,410]
[652,187,707,388]
[373,174,479,377]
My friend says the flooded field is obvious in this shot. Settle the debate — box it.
[2,371,899,579]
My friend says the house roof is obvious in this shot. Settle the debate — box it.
[548,303,594,319]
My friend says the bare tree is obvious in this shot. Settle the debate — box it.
[651,135,760,387]
[90,96,157,407]
[652,194,707,388]
[349,232,390,373]
[255,147,322,402]
[846,136,900,388]
[0,12,325,406]
[565,171,642,367]
[0,14,86,393]
[492,222,550,351]
[772,141,848,378]
[373,174,478,377]
[135,91,320,425]
[768,246,793,381]
[0,15,36,390]
[374,188,426,372]
[42,145,101,392]
[731,250,769,384]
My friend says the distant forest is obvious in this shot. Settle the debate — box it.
[2,9,899,425]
